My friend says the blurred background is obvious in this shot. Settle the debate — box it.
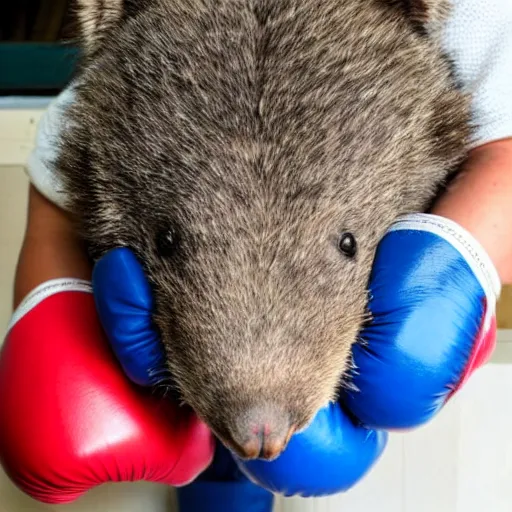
[0,0,78,96]
[0,1,511,511]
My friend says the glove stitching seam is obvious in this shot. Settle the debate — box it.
[8,278,93,333]
[394,214,501,300]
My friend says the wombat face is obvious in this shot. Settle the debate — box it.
[58,0,470,459]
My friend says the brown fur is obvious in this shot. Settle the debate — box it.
[56,0,471,458]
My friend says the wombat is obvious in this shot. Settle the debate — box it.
[55,0,471,460]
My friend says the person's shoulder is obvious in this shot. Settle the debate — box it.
[442,0,512,147]
[446,0,512,22]
[25,85,77,211]
[443,0,512,64]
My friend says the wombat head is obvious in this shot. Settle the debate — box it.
[58,0,470,460]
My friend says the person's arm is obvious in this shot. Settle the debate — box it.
[13,184,92,309]
[432,137,512,285]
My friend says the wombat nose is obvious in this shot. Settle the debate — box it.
[228,405,295,460]
[240,424,295,460]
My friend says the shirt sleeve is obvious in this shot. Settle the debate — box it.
[25,84,77,211]
[442,0,512,148]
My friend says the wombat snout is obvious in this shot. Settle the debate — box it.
[227,404,296,461]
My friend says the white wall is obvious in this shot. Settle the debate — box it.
[1,105,512,512]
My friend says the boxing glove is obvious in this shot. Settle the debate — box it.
[342,213,501,430]
[92,247,388,498]
[0,279,214,504]
[92,249,168,387]
[177,440,276,512]
[234,401,387,497]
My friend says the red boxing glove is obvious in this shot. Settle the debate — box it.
[0,279,214,504]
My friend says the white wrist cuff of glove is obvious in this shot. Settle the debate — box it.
[8,278,92,333]
[390,213,502,305]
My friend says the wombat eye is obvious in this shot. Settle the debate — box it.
[338,232,357,258]
[156,228,180,258]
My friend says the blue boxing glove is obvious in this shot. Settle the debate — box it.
[92,247,387,499]
[186,407,386,500]
[177,440,275,512]
[342,213,501,430]
[233,401,387,497]
[92,248,168,387]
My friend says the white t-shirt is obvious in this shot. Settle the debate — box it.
[26,0,512,211]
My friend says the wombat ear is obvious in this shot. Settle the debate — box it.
[74,0,123,55]
[74,0,151,55]
[396,0,450,30]
[394,0,450,32]
[407,0,449,23]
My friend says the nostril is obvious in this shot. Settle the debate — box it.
[240,431,264,459]
[228,405,296,461]
[260,434,284,460]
